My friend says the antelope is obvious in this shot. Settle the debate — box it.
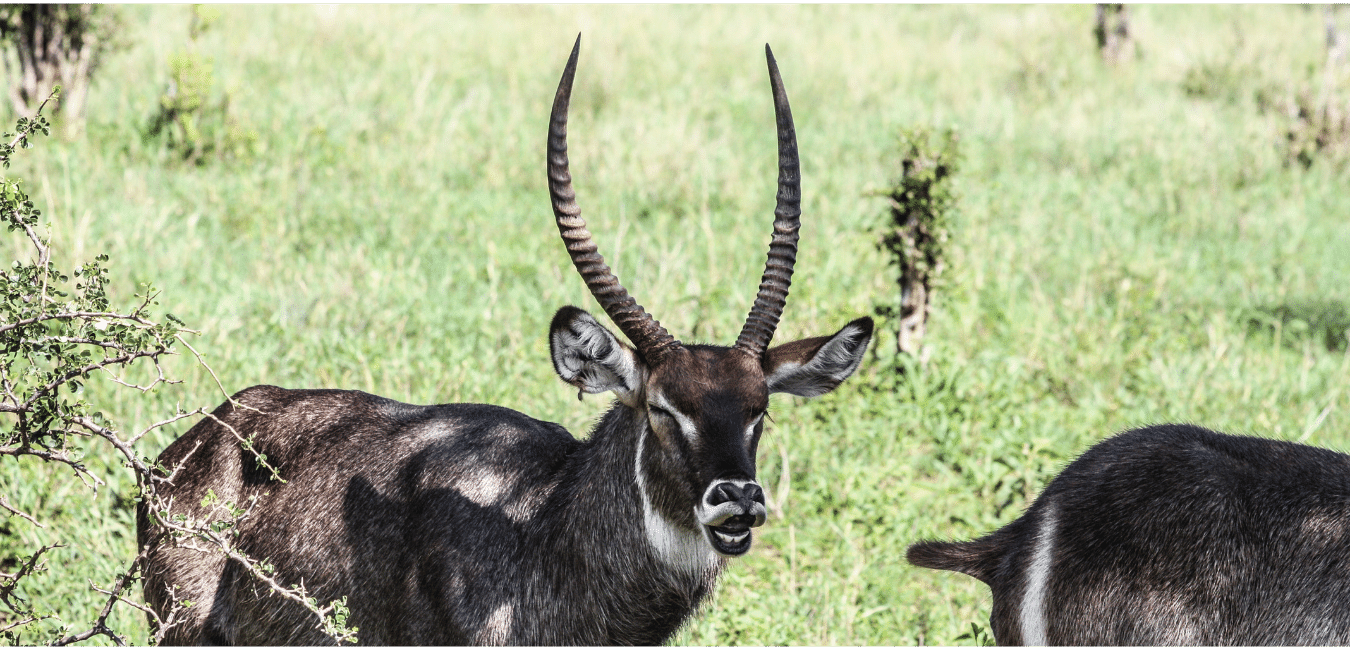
[137,37,874,645]
[909,423,1350,645]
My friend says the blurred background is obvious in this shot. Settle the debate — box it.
[1,4,1348,644]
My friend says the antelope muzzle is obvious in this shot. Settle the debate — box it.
[698,480,768,557]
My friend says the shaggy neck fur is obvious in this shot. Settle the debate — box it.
[534,403,724,643]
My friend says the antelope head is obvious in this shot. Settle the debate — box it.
[546,37,873,558]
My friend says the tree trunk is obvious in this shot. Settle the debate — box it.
[1094,4,1133,65]
[1328,5,1346,69]
[0,5,108,137]
[894,213,940,358]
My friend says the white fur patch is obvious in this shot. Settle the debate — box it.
[501,484,549,524]
[635,431,719,574]
[452,466,513,508]
[475,602,514,645]
[744,414,763,444]
[650,391,697,442]
[1021,500,1058,646]
[766,323,870,397]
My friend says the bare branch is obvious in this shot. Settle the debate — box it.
[2,92,56,151]
[128,406,208,447]
[49,550,146,647]
[140,489,356,644]
[157,439,203,485]
[144,511,352,643]
[0,542,62,613]
[30,335,136,350]
[14,217,48,268]
[0,310,190,336]
[0,492,43,527]
[0,444,97,481]
[20,346,171,412]
[100,357,181,393]
[0,615,47,634]
[176,335,241,405]
[199,410,283,481]
[70,415,158,480]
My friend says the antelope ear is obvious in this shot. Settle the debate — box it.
[550,306,645,404]
[763,317,873,397]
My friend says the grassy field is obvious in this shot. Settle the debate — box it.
[2,4,1349,645]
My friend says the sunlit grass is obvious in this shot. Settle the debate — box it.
[1,4,1347,645]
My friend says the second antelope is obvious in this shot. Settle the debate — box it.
[137,37,873,645]
[910,424,1350,645]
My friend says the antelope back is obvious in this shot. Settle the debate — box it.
[909,424,1350,645]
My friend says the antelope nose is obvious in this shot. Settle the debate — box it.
[707,482,767,527]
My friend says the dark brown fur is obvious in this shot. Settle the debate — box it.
[140,386,704,645]
[138,313,872,644]
[909,424,1350,645]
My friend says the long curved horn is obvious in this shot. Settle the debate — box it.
[547,35,682,365]
[734,44,801,359]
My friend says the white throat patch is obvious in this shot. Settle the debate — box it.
[634,429,719,574]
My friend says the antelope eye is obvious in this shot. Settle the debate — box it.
[649,405,675,422]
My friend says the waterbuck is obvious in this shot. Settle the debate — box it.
[137,38,874,645]
[909,423,1350,645]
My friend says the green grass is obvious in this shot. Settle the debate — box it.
[2,4,1349,645]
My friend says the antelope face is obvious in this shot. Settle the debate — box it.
[647,348,769,557]
[545,36,873,559]
[552,308,874,558]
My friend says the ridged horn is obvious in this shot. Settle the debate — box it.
[547,35,682,365]
[734,44,801,359]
